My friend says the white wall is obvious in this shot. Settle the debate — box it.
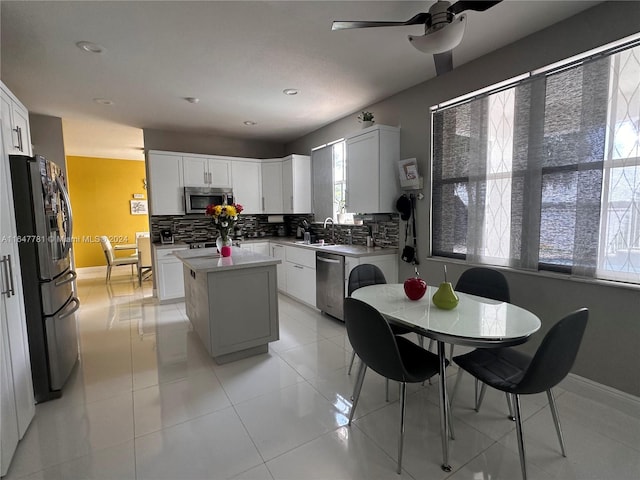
[286,1,640,397]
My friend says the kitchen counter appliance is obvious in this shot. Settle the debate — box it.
[184,187,233,214]
[8,154,80,403]
[316,251,345,321]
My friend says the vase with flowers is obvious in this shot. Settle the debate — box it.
[205,202,243,256]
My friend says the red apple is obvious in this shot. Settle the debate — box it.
[404,276,427,301]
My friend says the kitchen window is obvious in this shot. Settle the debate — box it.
[431,35,640,285]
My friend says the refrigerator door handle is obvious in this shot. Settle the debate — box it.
[1,255,15,297]
[56,176,74,257]
[54,269,77,287]
[57,297,80,320]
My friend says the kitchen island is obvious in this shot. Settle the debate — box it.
[174,247,280,364]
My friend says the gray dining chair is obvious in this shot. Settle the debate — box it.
[430,266,511,359]
[136,236,152,286]
[347,264,421,401]
[452,308,588,480]
[345,297,443,474]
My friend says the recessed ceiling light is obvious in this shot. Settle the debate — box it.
[283,88,299,96]
[93,98,114,106]
[185,97,200,104]
[243,121,257,126]
[76,41,105,54]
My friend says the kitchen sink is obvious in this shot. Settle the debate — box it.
[294,241,338,247]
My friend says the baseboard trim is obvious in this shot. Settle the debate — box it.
[560,373,640,419]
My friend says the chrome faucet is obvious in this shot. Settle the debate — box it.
[323,217,335,244]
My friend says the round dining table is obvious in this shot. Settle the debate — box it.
[351,283,541,472]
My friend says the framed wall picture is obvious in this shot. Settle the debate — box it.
[397,158,421,189]
[130,199,148,215]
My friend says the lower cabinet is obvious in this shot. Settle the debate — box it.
[155,246,189,301]
[344,253,398,294]
[270,243,286,292]
[284,246,316,307]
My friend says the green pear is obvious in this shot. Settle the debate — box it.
[432,282,459,310]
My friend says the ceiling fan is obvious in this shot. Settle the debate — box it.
[332,1,502,76]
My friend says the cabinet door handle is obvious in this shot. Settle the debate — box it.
[13,126,23,151]
[290,196,293,210]
[204,170,207,184]
[262,197,265,211]
[1,255,15,297]
[293,264,304,269]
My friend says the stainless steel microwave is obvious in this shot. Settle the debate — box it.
[184,187,233,214]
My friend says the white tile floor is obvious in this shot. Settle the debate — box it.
[4,268,640,480]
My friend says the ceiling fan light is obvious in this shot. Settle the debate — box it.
[408,14,467,54]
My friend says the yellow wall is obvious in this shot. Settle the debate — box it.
[66,156,149,267]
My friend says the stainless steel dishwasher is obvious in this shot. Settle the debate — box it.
[316,251,345,321]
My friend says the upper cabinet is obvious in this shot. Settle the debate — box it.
[183,155,231,188]
[1,82,32,157]
[345,125,400,214]
[147,151,184,215]
[282,154,311,214]
[231,160,262,214]
[261,160,283,214]
[261,155,311,214]
[146,151,312,216]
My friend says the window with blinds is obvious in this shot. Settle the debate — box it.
[431,37,640,284]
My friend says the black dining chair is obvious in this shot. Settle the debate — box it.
[430,267,511,359]
[347,264,420,400]
[345,297,444,474]
[452,308,588,480]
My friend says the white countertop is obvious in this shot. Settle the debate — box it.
[174,246,280,273]
[154,237,397,258]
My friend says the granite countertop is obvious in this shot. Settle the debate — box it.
[174,247,280,272]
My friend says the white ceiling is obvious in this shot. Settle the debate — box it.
[1,1,601,161]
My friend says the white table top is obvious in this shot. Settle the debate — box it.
[351,284,541,347]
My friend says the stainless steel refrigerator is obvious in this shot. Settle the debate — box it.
[9,154,79,403]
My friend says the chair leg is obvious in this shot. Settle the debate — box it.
[349,363,367,425]
[450,367,464,405]
[506,392,516,421]
[106,265,112,282]
[348,351,356,375]
[449,343,454,362]
[397,381,407,474]
[512,393,528,480]
[546,389,567,457]
[417,334,424,348]
[475,380,487,412]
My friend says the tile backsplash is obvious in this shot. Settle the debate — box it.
[150,214,399,248]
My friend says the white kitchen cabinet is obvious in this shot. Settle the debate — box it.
[147,151,184,215]
[261,160,283,213]
[1,82,32,157]
[270,243,286,292]
[155,246,189,302]
[345,125,400,214]
[231,160,262,214]
[252,242,270,256]
[282,154,311,214]
[344,253,398,295]
[284,245,316,307]
[1,91,35,476]
[183,155,231,188]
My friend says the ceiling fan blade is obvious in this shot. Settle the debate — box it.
[448,0,502,16]
[332,12,429,31]
[433,50,454,76]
